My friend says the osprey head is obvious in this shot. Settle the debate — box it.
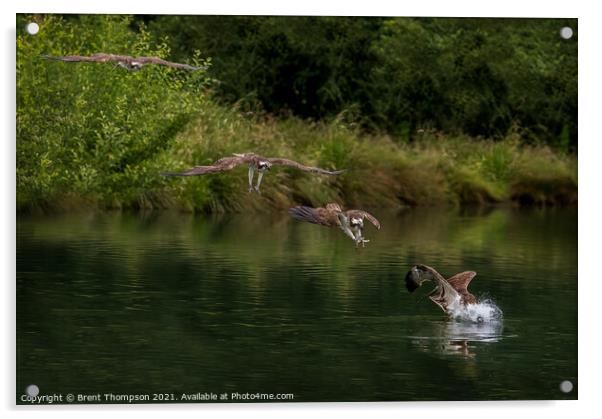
[350,217,364,228]
[257,161,272,171]
[405,265,437,292]
[118,61,143,71]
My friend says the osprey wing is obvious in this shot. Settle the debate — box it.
[446,271,477,304]
[288,206,340,227]
[136,56,205,71]
[428,276,462,314]
[267,158,345,175]
[42,53,127,63]
[161,155,249,177]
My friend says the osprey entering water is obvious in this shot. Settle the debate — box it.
[405,265,478,315]
[42,53,206,71]
[288,203,380,246]
[162,153,345,193]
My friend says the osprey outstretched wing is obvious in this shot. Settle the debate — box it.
[42,53,205,71]
[161,155,254,177]
[162,153,345,193]
[266,158,346,175]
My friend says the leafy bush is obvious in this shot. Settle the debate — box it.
[17,15,210,211]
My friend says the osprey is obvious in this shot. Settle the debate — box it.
[42,53,206,71]
[162,153,345,193]
[405,264,478,315]
[288,203,380,246]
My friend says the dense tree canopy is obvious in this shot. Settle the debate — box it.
[147,16,577,149]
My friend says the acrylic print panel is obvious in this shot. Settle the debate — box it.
[16,14,577,404]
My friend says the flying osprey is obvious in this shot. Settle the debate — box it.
[405,264,478,315]
[162,153,345,193]
[288,203,380,246]
[41,53,206,71]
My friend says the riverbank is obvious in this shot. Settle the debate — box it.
[16,16,577,214]
[18,105,577,213]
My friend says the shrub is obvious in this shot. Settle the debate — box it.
[17,15,210,211]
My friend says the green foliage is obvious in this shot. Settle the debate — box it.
[370,18,577,146]
[16,15,577,213]
[148,16,383,119]
[159,107,576,211]
[17,15,210,211]
[148,16,577,148]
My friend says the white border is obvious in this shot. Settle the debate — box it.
[4,1,600,418]
[10,0,582,17]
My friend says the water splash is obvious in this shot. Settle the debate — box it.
[450,298,503,324]
[408,302,504,358]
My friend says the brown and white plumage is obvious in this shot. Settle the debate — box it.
[162,153,345,193]
[42,53,205,71]
[345,209,381,230]
[288,203,380,246]
[405,265,478,315]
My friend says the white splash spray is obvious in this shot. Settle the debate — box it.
[449,298,503,323]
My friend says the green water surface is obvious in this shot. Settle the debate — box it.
[16,207,577,402]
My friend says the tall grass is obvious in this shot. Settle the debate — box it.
[18,76,577,213]
[146,104,576,213]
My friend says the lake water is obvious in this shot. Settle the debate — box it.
[16,207,577,403]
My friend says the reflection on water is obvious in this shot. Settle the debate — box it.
[16,207,577,402]
[410,318,504,359]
